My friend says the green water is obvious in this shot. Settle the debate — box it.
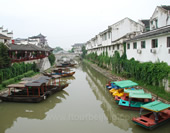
[0,62,169,133]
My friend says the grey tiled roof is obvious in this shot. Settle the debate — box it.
[126,25,170,42]
[72,43,85,47]
[8,44,47,51]
[45,45,54,51]
[161,5,170,10]
[141,20,150,28]
[0,33,11,39]
[29,33,46,39]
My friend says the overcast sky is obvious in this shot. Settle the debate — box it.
[0,0,169,50]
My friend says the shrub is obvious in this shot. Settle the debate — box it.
[48,53,56,66]
[2,78,16,87]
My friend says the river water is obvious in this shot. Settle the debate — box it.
[0,62,169,133]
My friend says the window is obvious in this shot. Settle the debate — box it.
[117,44,119,50]
[127,43,130,49]
[112,45,115,50]
[105,33,107,40]
[108,32,111,39]
[133,42,137,49]
[109,46,111,50]
[141,41,146,49]
[167,37,170,47]
[155,19,158,28]
[152,39,158,48]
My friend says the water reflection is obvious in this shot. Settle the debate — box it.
[83,62,170,133]
[0,90,69,133]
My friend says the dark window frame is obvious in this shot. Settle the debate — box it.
[127,43,130,49]
[133,42,137,49]
[167,37,170,47]
[141,41,146,49]
[152,39,158,48]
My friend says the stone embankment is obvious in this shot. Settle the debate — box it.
[85,60,170,104]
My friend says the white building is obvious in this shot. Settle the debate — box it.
[0,26,13,44]
[150,6,170,30]
[86,17,144,56]
[72,43,85,54]
[14,38,28,45]
[126,5,170,65]
[14,33,48,48]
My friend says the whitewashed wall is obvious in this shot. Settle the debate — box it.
[150,7,170,30]
[126,35,170,65]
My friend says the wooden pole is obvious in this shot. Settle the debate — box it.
[59,77,60,87]
[38,87,40,97]
[8,88,10,95]
[27,87,29,96]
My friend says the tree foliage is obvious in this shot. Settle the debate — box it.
[0,42,11,68]
[53,46,63,53]
[81,45,87,58]
[0,62,38,83]
[48,53,56,66]
[86,51,170,87]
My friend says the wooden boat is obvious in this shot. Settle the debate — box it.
[118,93,153,110]
[115,89,144,103]
[132,101,170,130]
[56,63,76,67]
[0,76,69,103]
[51,68,75,77]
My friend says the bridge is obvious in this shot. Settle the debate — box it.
[54,51,80,61]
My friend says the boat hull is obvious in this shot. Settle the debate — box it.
[0,84,68,103]
[132,118,170,130]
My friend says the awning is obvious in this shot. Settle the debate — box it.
[141,100,170,112]
[129,93,152,99]
[124,89,144,94]
[113,80,138,88]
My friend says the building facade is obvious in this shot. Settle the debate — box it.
[72,43,85,54]
[86,17,144,57]
[14,33,48,48]
[86,5,170,66]
[0,26,13,44]
[126,6,170,65]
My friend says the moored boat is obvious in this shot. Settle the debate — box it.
[107,80,138,98]
[0,76,69,103]
[51,68,75,77]
[118,93,153,110]
[115,89,144,103]
[132,100,170,130]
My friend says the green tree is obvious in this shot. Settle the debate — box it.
[48,53,56,66]
[0,42,11,69]
[81,45,87,58]
[53,46,63,53]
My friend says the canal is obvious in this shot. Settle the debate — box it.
[0,62,169,133]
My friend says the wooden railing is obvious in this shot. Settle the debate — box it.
[11,55,48,63]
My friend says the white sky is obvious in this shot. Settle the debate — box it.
[0,0,170,50]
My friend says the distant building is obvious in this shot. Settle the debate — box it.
[14,38,28,45]
[14,33,48,48]
[28,33,48,48]
[0,26,13,44]
[72,43,85,54]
